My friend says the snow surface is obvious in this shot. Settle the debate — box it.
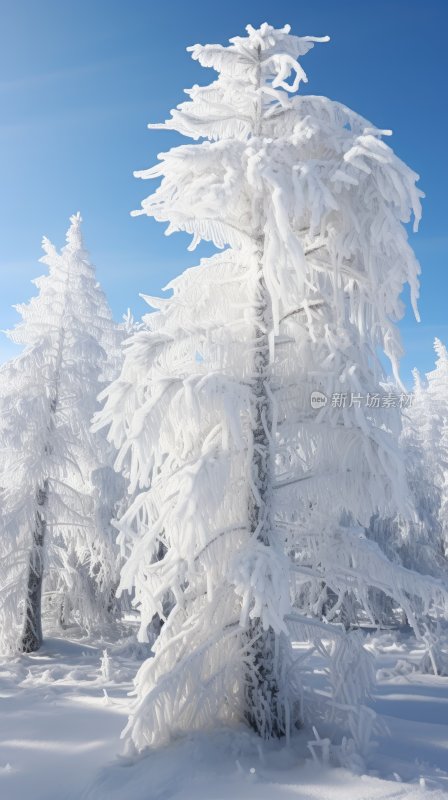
[0,629,447,800]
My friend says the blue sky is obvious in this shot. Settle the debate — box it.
[0,0,446,384]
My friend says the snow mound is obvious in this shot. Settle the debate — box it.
[81,729,447,800]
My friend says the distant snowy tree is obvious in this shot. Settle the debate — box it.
[365,345,448,637]
[0,214,124,653]
[440,427,448,555]
[96,23,448,755]
[397,345,448,673]
[426,339,448,554]
[399,341,448,564]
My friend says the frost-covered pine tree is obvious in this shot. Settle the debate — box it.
[0,214,124,653]
[96,23,448,754]
[402,340,448,561]
[426,339,448,555]
[366,343,448,635]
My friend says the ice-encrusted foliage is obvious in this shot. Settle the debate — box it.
[426,339,448,555]
[0,214,124,653]
[364,346,448,632]
[398,342,448,567]
[398,351,448,676]
[96,23,445,754]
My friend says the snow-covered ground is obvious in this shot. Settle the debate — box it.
[0,630,447,800]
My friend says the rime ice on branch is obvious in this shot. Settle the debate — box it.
[0,214,123,653]
[96,22,448,755]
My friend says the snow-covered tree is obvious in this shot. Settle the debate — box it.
[365,343,448,639]
[96,23,448,755]
[440,424,448,556]
[426,339,448,554]
[0,213,124,653]
[400,341,448,563]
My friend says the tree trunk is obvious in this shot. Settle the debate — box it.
[20,303,64,654]
[244,257,284,738]
[243,46,286,738]
[20,483,47,653]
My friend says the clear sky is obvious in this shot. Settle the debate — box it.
[0,0,447,385]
